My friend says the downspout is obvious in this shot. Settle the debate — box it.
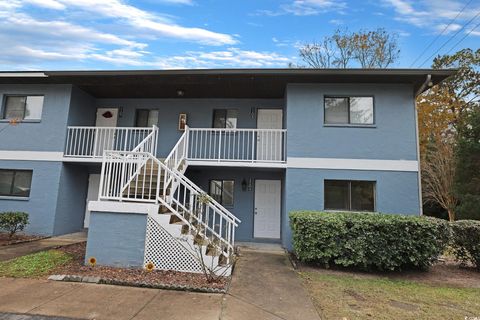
[415,74,432,97]
[414,74,432,216]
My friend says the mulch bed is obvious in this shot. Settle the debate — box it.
[0,232,47,246]
[51,242,229,292]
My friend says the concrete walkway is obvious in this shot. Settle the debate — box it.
[0,249,320,320]
[222,249,320,320]
[0,232,87,262]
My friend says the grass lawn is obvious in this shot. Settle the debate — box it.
[300,271,480,320]
[0,249,72,278]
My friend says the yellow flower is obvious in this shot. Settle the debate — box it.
[145,262,155,272]
[8,118,20,126]
[88,257,97,267]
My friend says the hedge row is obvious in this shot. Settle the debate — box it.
[450,220,480,270]
[290,211,453,271]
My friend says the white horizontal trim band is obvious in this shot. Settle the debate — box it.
[187,159,287,168]
[88,201,159,215]
[0,150,64,161]
[287,157,418,172]
[0,72,47,77]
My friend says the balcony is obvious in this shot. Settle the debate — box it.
[64,126,158,159]
[64,126,286,167]
[186,128,286,167]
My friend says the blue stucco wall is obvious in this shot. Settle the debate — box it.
[0,160,62,235]
[85,211,147,267]
[286,83,417,160]
[187,167,284,242]
[53,164,89,235]
[67,86,96,126]
[0,84,72,152]
[283,168,420,248]
[97,99,284,157]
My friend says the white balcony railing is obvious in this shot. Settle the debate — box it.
[64,126,158,158]
[186,127,286,163]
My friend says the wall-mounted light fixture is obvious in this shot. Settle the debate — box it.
[241,179,247,192]
[118,107,123,118]
[248,178,253,191]
[176,89,185,97]
[250,107,256,119]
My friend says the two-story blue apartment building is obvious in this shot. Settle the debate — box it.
[0,69,454,274]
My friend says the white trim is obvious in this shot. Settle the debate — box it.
[0,150,63,161]
[287,157,418,172]
[414,98,423,215]
[88,201,159,216]
[0,72,47,77]
[62,157,103,163]
[187,159,287,168]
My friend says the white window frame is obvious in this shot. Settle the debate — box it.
[324,179,376,212]
[324,96,375,126]
[2,94,44,121]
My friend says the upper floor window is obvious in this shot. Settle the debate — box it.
[3,95,44,120]
[0,169,33,198]
[324,96,374,125]
[324,180,375,211]
[209,179,235,207]
[213,109,237,128]
[135,109,158,127]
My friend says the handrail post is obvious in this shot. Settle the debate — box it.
[184,125,189,160]
[119,156,125,202]
[123,128,129,152]
[153,125,158,156]
[218,130,222,162]
[98,152,106,200]
[252,130,256,163]
[92,127,98,157]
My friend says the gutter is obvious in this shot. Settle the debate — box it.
[415,74,432,97]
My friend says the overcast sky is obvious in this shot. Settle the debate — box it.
[0,0,479,70]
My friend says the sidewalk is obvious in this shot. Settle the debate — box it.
[0,232,87,262]
[0,278,222,320]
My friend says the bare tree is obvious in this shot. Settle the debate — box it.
[298,38,337,68]
[295,28,400,68]
[421,141,458,221]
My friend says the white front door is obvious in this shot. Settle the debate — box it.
[254,179,281,239]
[257,109,283,161]
[84,174,100,228]
[94,108,118,157]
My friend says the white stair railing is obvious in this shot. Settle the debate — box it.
[99,150,240,253]
[164,126,188,172]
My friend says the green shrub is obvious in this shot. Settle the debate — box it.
[0,212,29,238]
[450,220,480,270]
[289,211,450,271]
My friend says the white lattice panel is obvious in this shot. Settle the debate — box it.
[144,217,204,273]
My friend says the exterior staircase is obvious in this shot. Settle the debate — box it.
[98,127,240,276]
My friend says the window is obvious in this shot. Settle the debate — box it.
[0,170,33,197]
[324,180,375,211]
[3,95,44,120]
[212,109,238,128]
[324,96,374,125]
[209,179,234,207]
[135,109,159,127]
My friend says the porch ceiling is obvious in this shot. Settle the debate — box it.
[0,68,456,99]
